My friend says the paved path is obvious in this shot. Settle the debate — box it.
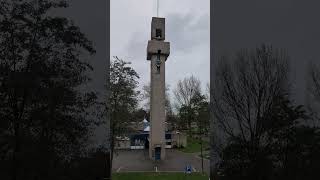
[112,149,210,175]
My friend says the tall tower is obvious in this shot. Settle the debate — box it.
[147,17,170,160]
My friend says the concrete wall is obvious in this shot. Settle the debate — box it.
[149,54,166,160]
[151,17,165,40]
[114,132,186,150]
[146,40,170,60]
[172,133,187,148]
[147,17,170,161]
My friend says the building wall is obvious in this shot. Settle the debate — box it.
[172,133,187,148]
[115,132,187,150]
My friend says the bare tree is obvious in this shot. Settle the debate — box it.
[205,82,210,101]
[211,44,290,177]
[309,63,320,100]
[306,61,320,126]
[174,75,202,135]
[174,75,201,107]
[142,82,172,115]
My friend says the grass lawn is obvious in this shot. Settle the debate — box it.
[179,136,209,153]
[112,172,208,180]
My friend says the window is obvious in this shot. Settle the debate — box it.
[156,29,162,38]
[165,133,172,139]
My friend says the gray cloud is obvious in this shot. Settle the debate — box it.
[214,0,320,104]
[114,1,210,105]
[166,13,210,53]
[51,0,210,148]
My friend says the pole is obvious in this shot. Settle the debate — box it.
[200,135,204,173]
[178,132,180,148]
[199,113,204,173]
[157,0,159,17]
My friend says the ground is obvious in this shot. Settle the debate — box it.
[198,151,210,159]
[112,172,208,180]
[112,149,210,174]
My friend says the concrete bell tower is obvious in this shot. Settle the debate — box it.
[147,17,170,161]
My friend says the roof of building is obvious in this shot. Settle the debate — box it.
[143,125,150,132]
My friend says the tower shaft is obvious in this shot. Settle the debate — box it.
[147,17,170,161]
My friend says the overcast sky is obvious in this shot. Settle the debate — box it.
[55,0,320,146]
[57,0,209,148]
[213,0,320,105]
[111,0,210,104]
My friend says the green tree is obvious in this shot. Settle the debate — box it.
[178,104,191,131]
[109,56,140,166]
[212,45,320,180]
[0,1,101,179]
[190,91,209,173]
[174,75,201,135]
[218,93,320,180]
[191,91,210,135]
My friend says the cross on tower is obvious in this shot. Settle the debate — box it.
[156,50,161,73]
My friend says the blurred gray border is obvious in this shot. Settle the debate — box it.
[106,0,111,178]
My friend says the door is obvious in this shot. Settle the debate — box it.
[145,138,149,149]
[155,147,161,160]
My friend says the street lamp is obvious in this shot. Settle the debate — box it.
[195,107,204,173]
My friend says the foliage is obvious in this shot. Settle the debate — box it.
[212,45,320,180]
[174,75,201,131]
[174,75,209,135]
[190,91,209,134]
[0,0,103,179]
[109,56,140,162]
